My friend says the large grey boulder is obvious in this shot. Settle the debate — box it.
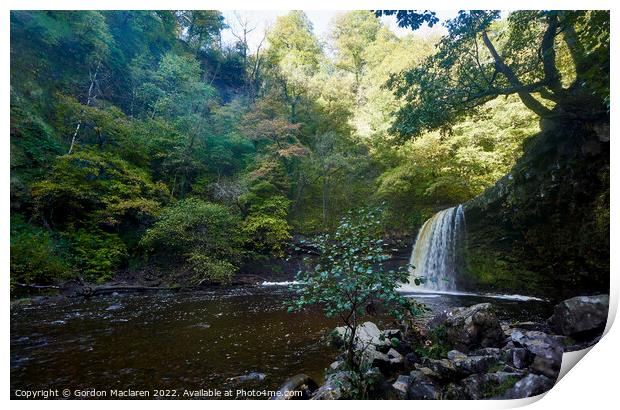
[510,330,563,378]
[548,295,609,336]
[331,322,391,352]
[502,374,555,399]
[431,303,504,352]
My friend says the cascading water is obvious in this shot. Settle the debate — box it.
[402,205,466,292]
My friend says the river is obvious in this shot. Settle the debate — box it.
[10,285,552,399]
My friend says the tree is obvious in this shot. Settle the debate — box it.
[288,207,423,368]
[140,198,243,283]
[266,11,323,122]
[330,11,381,92]
[385,10,610,138]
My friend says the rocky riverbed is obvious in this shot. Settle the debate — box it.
[274,294,609,400]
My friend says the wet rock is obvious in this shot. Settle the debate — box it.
[312,371,353,400]
[272,374,318,400]
[548,295,609,336]
[407,370,440,399]
[105,303,122,311]
[230,372,266,383]
[433,303,504,352]
[391,375,410,399]
[502,374,555,399]
[329,360,345,372]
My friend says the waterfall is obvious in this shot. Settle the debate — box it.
[403,205,466,292]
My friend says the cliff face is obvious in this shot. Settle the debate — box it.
[460,110,609,298]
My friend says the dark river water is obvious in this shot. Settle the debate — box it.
[10,285,552,399]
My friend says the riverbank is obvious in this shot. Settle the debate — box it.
[273,294,609,400]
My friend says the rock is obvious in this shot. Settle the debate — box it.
[384,329,402,340]
[433,303,504,352]
[510,330,563,364]
[502,374,555,399]
[460,372,521,400]
[361,348,391,370]
[404,352,420,372]
[230,372,266,383]
[417,358,458,381]
[509,321,547,332]
[447,350,467,361]
[531,356,560,379]
[311,371,353,400]
[272,374,318,400]
[331,322,390,351]
[548,295,609,336]
[387,348,403,362]
[407,370,440,399]
[451,354,499,375]
[391,375,410,399]
[472,347,503,360]
[105,303,122,311]
[329,360,344,372]
[443,383,470,399]
[508,347,532,369]
[510,330,562,378]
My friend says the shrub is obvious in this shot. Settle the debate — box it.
[10,215,69,286]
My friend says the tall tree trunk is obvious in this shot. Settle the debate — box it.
[68,60,101,155]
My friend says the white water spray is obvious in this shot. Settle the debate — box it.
[402,205,466,292]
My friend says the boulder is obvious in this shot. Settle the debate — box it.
[311,371,353,400]
[510,330,563,364]
[391,375,410,399]
[548,295,609,336]
[432,303,504,352]
[452,354,500,375]
[417,358,459,381]
[460,372,521,400]
[407,370,441,399]
[510,330,562,378]
[272,374,318,400]
[331,322,390,352]
[508,347,532,369]
[502,374,555,399]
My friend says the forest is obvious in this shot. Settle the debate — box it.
[13,10,606,290]
[9,9,611,401]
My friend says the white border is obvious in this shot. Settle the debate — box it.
[2,1,617,409]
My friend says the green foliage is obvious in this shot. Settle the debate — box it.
[68,228,127,283]
[10,215,69,286]
[140,198,242,282]
[31,149,167,230]
[413,325,450,360]
[288,206,424,366]
[241,196,292,257]
[388,10,609,138]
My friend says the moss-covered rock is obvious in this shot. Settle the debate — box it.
[461,112,609,297]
